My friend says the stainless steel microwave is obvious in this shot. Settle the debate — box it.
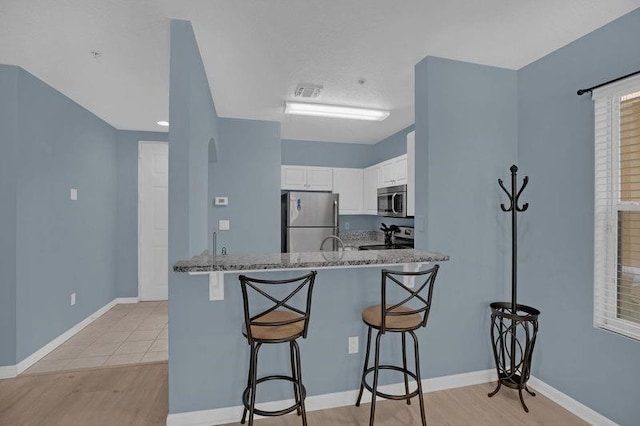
[377,185,409,218]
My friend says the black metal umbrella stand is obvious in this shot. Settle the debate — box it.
[488,165,540,412]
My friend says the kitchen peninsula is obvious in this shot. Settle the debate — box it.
[174,248,448,300]
[174,248,448,272]
[168,248,449,424]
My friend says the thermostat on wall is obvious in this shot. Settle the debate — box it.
[214,196,228,206]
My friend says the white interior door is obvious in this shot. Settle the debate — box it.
[139,141,169,301]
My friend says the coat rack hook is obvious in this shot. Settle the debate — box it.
[498,178,514,212]
[515,176,529,212]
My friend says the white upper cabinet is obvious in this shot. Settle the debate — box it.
[332,168,364,215]
[407,131,415,216]
[281,166,307,189]
[394,155,408,184]
[281,165,333,191]
[306,167,334,191]
[363,164,380,215]
[282,138,413,215]
[380,154,408,187]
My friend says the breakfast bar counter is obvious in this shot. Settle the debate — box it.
[168,249,450,423]
[173,249,449,273]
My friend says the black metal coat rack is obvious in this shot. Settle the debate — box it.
[499,165,529,313]
[488,165,540,413]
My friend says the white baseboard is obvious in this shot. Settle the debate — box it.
[0,365,17,380]
[166,369,497,426]
[0,297,139,378]
[528,376,617,426]
[115,297,140,304]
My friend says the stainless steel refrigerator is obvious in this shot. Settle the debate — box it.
[281,191,339,253]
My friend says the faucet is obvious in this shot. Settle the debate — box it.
[319,235,345,252]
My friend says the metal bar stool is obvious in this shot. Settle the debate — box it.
[239,270,317,426]
[355,265,440,426]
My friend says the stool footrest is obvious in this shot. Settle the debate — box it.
[362,365,420,401]
[242,375,306,417]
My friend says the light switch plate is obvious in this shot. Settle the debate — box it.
[348,336,359,354]
[209,272,224,301]
[70,188,78,201]
[214,196,228,206]
[219,219,230,231]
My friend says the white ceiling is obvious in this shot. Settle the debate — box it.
[1,1,639,144]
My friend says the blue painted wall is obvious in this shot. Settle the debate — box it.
[116,130,169,298]
[13,67,120,362]
[0,66,168,366]
[167,19,219,413]
[209,118,281,255]
[0,65,19,366]
[370,124,414,164]
[518,9,640,425]
[281,139,373,168]
[416,57,517,375]
[282,125,414,170]
[168,19,217,261]
[340,216,376,232]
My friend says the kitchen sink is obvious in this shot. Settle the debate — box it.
[358,244,414,250]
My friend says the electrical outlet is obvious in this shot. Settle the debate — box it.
[348,336,359,354]
[218,219,230,231]
[344,222,350,230]
[70,293,76,306]
[70,188,78,201]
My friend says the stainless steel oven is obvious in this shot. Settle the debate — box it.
[377,184,409,218]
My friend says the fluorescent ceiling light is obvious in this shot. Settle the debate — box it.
[157,120,169,127]
[284,101,389,121]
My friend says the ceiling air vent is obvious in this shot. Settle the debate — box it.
[294,84,323,98]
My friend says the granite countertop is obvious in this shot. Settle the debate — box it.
[174,249,449,273]
[340,231,382,249]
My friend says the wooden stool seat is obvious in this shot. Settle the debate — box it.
[362,304,421,330]
[242,310,305,341]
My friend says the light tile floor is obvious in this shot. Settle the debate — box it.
[22,301,168,375]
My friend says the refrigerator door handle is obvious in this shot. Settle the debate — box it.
[334,199,338,227]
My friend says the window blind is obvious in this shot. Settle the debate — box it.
[593,74,640,341]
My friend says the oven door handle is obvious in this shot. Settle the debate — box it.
[391,193,398,214]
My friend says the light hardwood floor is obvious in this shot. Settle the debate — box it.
[224,382,588,426]
[0,363,586,425]
[0,362,168,426]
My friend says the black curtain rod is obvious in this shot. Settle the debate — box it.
[577,69,640,95]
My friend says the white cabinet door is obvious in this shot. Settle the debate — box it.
[376,163,385,188]
[394,155,408,185]
[281,166,333,191]
[333,168,363,214]
[363,165,379,215]
[306,167,333,191]
[407,131,415,216]
[379,154,408,187]
[281,166,308,190]
[381,160,395,186]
